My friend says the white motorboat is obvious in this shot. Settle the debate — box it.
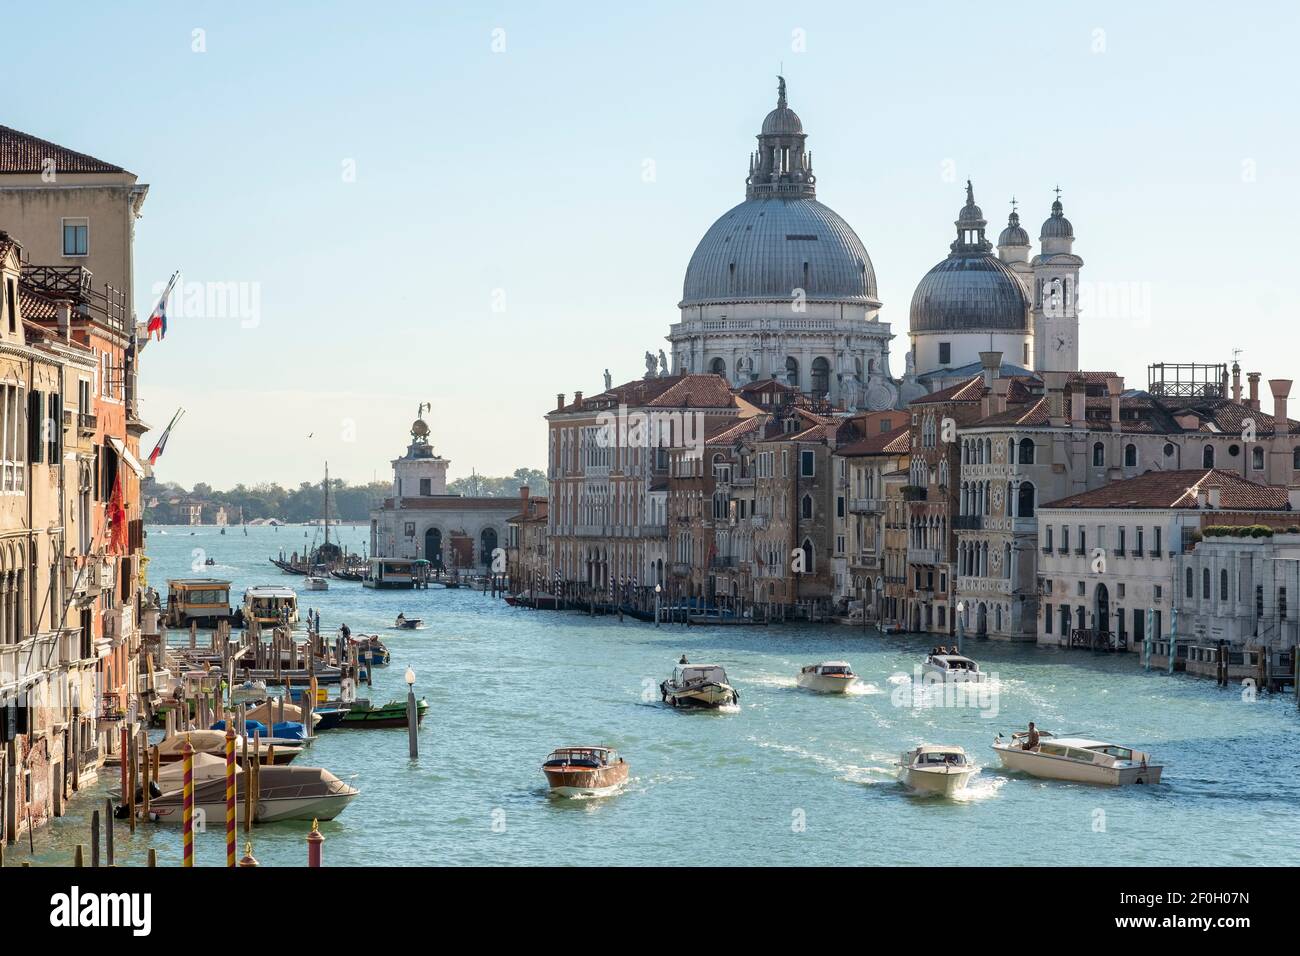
[899,745,978,796]
[795,660,857,694]
[304,576,329,591]
[992,731,1163,786]
[146,762,358,824]
[243,585,300,627]
[921,653,987,683]
[660,661,739,709]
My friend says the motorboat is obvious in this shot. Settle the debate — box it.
[350,635,391,666]
[541,746,629,798]
[304,576,329,591]
[243,585,300,627]
[899,745,978,796]
[155,730,302,765]
[659,661,739,709]
[796,660,857,693]
[145,759,358,824]
[394,614,424,630]
[340,698,428,728]
[230,679,268,705]
[921,653,987,683]
[992,731,1163,786]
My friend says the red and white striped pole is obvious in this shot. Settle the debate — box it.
[182,741,195,867]
[306,818,323,867]
[225,726,237,867]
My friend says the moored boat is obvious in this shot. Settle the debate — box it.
[304,575,329,591]
[992,731,1163,786]
[659,660,739,709]
[340,697,428,727]
[899,745,978,796]
[146,760,358,824]
[541,746,629,797]
[243,585,300,627]
[796,660,857,693]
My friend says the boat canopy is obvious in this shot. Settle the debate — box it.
[246,586,297,600]
[677,664,727,683]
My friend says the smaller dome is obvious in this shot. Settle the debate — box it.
[998,211,1030,247]
[761,106,803,135]
[1040,198,1074,239]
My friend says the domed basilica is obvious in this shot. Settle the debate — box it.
[665,79,1082,407]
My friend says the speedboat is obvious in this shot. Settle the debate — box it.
[146,760,358,824]
[899,745,977,796]
[992,731,1163,786]
[541,746,629,798]
[394,615,424,630]
[340,698,428,727]
[304,576,329,591]
[921,653,987,683]
[660,661,739,709]
[796,660,857,693]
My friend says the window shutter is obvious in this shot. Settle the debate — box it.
[48,392,62,463]
[27,390,43,464]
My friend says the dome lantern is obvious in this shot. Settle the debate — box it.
[746,75,815,200]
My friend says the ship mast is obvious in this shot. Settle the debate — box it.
[323,460,330,549]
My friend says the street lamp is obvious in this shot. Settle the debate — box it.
[955,601,966,655]
[405,667,418,759]
[654,584,662,628]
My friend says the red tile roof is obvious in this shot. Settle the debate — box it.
[552,374,738,414]
[1042,469,1290,511]
[0,125,128,175]
[836,424,911,457]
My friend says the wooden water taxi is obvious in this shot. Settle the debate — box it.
[541,746,629,797]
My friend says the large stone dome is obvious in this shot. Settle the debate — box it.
[909,254,1030,333]
[680,197,878,308]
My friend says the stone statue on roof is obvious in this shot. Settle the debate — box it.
[604,368,612,390]
[658,350,669,377]
[644,351,657,379]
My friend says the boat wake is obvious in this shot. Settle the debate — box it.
[845,681,881,696]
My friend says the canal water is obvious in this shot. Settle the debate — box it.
[8,524,1299,866]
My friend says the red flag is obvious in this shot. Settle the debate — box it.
[108,474,128,555]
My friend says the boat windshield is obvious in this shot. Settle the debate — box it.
[545,749,606,765]
[819,665,852,676]
[918,752,966,766]
[1091,746,1134,761]
[680,666,726,683]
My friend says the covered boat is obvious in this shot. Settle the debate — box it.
[340,697,428,728]
[164,578,233,628]
[921,653,987,683]
[796,660,857,693]
[659,662,739,709]
[992,732,1163,786]
[541,746,629,798]
[147,763,358,824]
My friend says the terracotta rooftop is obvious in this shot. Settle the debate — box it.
[0,125,128,175]
[552,374,738,414]
[1042,469,1291,511]
[836,424,911,457]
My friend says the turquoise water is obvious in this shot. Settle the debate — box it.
[9,524,1300,866]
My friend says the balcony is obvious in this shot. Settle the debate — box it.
[63,409,98,435]
[953,515,983,531]
[907,548,940,565]
[639,524,668,538]
[709,555,738,570]
[0,634,60,694]
[849,497,884,514]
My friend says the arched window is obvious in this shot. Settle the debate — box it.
[801,494,813,519]
[1092,441,1105,467]
[785,356,799,388]
[480,527,498,567]
[1202,567,1211,599]
[801,538,815,573]
[810,357,830,398]
[1185,567,1194,598]
[1018,438,1035,464]
[1203,445,1215,469]
[1219,568,1229,601]
[1252,446,1264,470]
[1124,444,1137,467]
[709,357,726,378]
[1017,481,1036,518]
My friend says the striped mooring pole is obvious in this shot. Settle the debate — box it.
[307,818,323,867]
[182,741,195,867]
[225,726,237,867]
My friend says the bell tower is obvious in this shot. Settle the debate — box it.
[1031,189,1083,372]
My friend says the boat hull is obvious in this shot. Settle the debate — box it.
[796,673,856,694]
[543,762,629,798]
[920,663,987,683]
[993,746,1163,786]
[902,766,976,796]
[661,681,738,709]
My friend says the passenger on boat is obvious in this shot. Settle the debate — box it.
[1022,722,1040,751]
[679,654,689,665]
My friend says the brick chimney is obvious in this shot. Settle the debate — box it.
[573,390,583,404]
[1106,375,1124,433]
[55,299,73,342]
[556,393,565,411]
[1042,371,1070,426]
[1231,362,1242,403]
[1269,379,1291,431]
[1247,372,1261,410]
[520,485,530,507]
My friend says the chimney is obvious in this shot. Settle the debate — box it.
[56,299,73,342]
[556,393,565,411]
[979,351,1002,388]
[1042,371,1070,426]
[520,485,530,506]
[1106,376,1124,433]
[1231,362,1242,403]
[1069,383,1086,428]
[1247,372,1261,410]
[1207,485,1221,510]
[991,377,1011,415]
[573,390,583,405]
[1269,379,1291,431]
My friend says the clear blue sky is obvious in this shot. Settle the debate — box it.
[7,1,1298,488]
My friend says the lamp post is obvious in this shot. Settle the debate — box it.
[405,667,418,759]
[654,584,662,628]
[956,601,966,656]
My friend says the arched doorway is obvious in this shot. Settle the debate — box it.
[976,602,988,637]
[709,357,726,378]
[424,528,443,569]
[1095,583,1110,635]
[480,527,498,567]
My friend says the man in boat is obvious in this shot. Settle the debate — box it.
[679,654,689,664]
[396,612,407,627]
[1022,722,1040,750]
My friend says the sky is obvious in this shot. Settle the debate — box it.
[5,1,1298,488]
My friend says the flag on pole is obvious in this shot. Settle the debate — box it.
[148,408,185,465]
[107,473,127,555]
[146,271,180,342]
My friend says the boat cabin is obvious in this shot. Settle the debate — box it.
[803,661,854,677]
[243,586,300,626]
[909,746,969,767]
[674,663,728,685]
[165,578,233,627]
[543,747,619,768]
[928,654,979,672]
[1036,738,1148,768]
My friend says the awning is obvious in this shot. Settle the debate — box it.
[106,436,149,479]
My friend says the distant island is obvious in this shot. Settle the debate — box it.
[144,468,547,525]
